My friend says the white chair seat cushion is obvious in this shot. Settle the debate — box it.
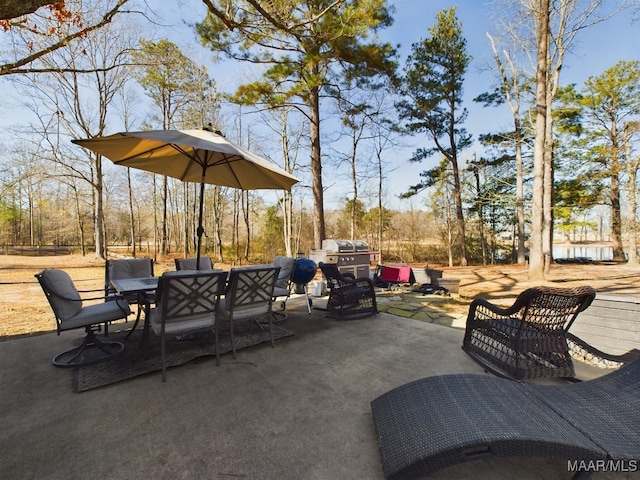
[272,286,290,297]
[218,304,271,321]
[273,256,295,290]
[149,308,215,335]
[61,300,131,331]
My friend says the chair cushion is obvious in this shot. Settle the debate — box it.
[175,256,214,270]
[218,303,271,321]
[40,269,82,321]
[149,308,215,335]
[272,286,291,298]
[108,258,153,279]
[61,299,131,331]
[273,256,295,290]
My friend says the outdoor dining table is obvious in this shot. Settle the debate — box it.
[110,276,159,356]
[109,266,277,356]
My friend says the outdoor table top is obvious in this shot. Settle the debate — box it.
[110,276,159,296]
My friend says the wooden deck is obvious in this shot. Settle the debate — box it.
[571,294,640,356]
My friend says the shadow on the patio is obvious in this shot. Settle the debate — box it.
[1,294,636,480]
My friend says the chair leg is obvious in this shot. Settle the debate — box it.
[271,310,287,325]
[268,313,275,348]
[52,326,124,368]
[214,326,220,366]
[229,317,237,359]
[304,284,312,313]
[161,332,167,382]
[124,305,143,340]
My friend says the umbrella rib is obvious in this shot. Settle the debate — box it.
[210,155,245,189]
[171,144,206,181]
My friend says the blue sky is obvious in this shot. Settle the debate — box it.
[375,0,639,209]
[1,1,638,211]
[175,0,638,210]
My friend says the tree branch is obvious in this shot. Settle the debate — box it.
[0,0,57,20]
[0,0,131,76]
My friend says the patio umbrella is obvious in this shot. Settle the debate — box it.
[72,129,300,267]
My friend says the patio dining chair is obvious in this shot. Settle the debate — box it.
[35,268,130,367]
[319,262,377,319]
[149,270,228,382]
[104,258,154,337]
[271,255,296,323]
[174,255,214,271]
[462,285,596,380]
[217,265,280,359]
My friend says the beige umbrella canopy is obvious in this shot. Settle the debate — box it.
[73,128,300,266]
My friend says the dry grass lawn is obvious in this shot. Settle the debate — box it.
[2,253,640,341]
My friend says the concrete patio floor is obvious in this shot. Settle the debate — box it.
[1,294,638,480]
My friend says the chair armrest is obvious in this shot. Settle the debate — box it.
[468,297,522,319]
[567,332,640,368]
[78,287,110,298]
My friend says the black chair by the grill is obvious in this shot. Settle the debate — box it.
[319,262,377,319]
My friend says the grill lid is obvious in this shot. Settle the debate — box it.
[322,239,355,253]
[352,240,369,252]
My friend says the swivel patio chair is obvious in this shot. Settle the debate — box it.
[174,255,214,271]
[104,258,154,336]
[319,262,377,319]
[462,286,596,380]
[149,270,228,382]
[217,265,280,359]
[36,268,130,367]
[271,255,296,323]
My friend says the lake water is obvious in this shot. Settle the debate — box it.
[552,245,613,261]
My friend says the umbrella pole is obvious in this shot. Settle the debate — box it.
[196,176,206,270]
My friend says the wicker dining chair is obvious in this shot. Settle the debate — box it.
[462,285,596,380]
[319,262,377,319]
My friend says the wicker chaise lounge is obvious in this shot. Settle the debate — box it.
[371,359,640,480]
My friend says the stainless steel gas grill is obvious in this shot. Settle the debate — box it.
[310,239,373,279]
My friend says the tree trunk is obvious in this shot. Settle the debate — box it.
[243,190,250,261]
[73,184,86,256]
[529,0,550,280]
[94,155,106,259]
[127,168,136,257]
[610,126,625,261]
[515,122,526,265]
[626,123,639,264]
[309,83,326,247]
[183,182,189,258]
[473,164,488,265]
[212,185,224,262]
[450,154,468,266]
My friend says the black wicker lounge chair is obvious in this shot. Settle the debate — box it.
[462,286,596,380]
[371,358,640,480]
[319,262,377,319]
